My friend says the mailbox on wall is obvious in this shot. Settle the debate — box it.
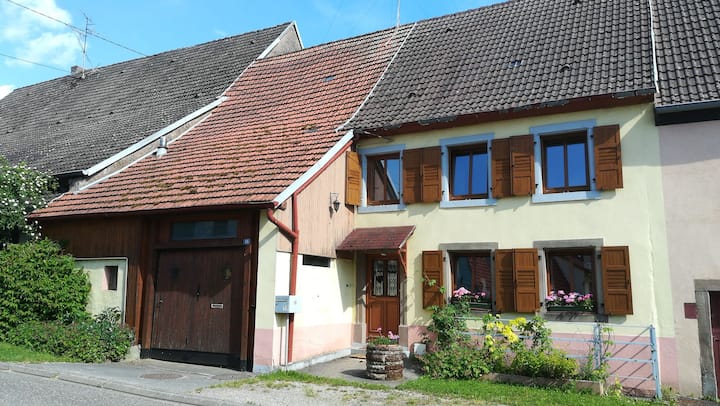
[275,295,301,314]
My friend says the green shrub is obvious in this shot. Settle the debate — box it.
[0,239,90,339]
[421,342,490,379]
[509,348,578,379]
[7,308,134,362]
[426,301,470,349]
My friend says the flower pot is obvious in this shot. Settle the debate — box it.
[366,344,404,380]
[546,305,592,312]
[469,302,492,311]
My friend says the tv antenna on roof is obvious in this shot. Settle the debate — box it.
[396,0,401,28]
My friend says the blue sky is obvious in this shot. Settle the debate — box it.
[0,0,499,99]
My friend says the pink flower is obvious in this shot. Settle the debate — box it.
[558,290,565,296]
[453,287,471,297]
[480,292,487,297]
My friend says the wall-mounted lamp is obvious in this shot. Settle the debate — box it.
[330,192,341,212]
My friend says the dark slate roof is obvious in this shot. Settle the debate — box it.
[336,226,416,251]
[33,27,411,218]
[345,0,655,130]
[653,0,720,107]
[0,23,293,175]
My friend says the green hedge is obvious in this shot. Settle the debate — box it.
[0,239,90,339]
[7,308,134,362]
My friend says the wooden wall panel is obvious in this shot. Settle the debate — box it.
[294,154,355,258]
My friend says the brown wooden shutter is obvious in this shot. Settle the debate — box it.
[491,138,511,198]
[422,250,444,308]
[510,135,535,196]
[594,125,623,190]
[403,148,422,204]
[514,249,539,313]
[421,147,442,202]
[601,246,633,315]
[494,249,515,312]
[345,151,361,206]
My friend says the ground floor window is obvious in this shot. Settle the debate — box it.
[450,251,492,306]
[544,248,597,311]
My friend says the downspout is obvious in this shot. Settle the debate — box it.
[266,193,299,364]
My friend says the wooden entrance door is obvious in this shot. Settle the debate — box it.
[152,248,240,355]
[711,292,720,394]
[367,257,401,338]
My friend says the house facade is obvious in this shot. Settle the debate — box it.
[653,0,720,397]
[339,0,678,393]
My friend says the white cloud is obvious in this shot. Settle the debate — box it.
[0,85,14,99]
[0,0,80,69]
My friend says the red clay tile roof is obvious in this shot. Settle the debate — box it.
[34,26,412,218]
[336,226,416,251]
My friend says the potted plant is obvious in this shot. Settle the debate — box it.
[450,286,492,311]
[545,290,594,312]
[366,328,403,380]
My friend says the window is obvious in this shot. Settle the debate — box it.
[529,120,623,203]
[367,153,401,205]
[372,259,399,297]
[541,132,590,193]
[302,255,331,267]
[171,220,238,240]
[545,248,596,310]
[104,265,118,291]
[450,145,488,199]
[451,252,491,296]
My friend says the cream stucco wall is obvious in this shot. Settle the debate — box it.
[254,213,356,371]
[659,119,720,396]
[76,258,128,318]
[356,104,673,339]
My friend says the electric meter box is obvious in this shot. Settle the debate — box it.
[275,295,301,314]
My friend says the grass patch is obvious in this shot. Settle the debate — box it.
[0,342,75,362]
[398,377,650,406]
[211,370,388,391]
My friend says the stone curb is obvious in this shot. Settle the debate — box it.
[0,363,239,406]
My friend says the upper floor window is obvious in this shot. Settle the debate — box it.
[541,131,590,193]
[367,153,400,205]
[171,220,237,240]
[450,144,489,199]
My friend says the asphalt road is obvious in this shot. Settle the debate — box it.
[0,370,178,406]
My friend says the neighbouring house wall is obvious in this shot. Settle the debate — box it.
[77,258,128,318]
[264,23,303,57]
[254,214,284,371]
[355,104,676,388]
[659,119,720,396]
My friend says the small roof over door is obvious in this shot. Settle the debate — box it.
[337,226,415,252]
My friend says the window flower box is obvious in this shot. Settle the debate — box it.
[451,287,492,311]
[544,291,594,312]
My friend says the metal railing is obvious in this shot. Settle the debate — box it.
[461,317,661,399]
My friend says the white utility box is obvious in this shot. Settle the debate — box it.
[275,295,302,314]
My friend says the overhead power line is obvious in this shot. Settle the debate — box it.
[0,51,67,73]
[4,0,147,57]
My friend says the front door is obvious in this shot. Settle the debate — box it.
[152,248,240,358]
[711,292,720,394]
[366,257,401,339]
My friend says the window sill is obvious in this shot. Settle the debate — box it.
[440,198,497,209]
[358,204,406,214]
[531,190,600,204]
[542,310,608,323]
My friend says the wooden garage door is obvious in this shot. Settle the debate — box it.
[152,248,241,354]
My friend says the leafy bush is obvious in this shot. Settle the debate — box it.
[509,348,577,379]
[421,342,490,379]
[426,300,470,349]
[7,308,134,362]
[0,239,90,338]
